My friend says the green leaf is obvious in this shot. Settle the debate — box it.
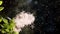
[0,24,4,28]
[1,30,5,33]
[9,18,15,27]
[13,32,19,34]
[0,1,3,5]
[3,18,8,24]
[3,24,8,29]
[0,7,4,11]
[5,29,9,32]
[10,18,15,23]
[0,17,2,22]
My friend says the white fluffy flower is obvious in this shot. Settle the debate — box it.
[14,11,35,32]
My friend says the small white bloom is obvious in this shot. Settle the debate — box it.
[14,11,35,32]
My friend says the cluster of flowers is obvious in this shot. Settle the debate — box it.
[14,11,35,33]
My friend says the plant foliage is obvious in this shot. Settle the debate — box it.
[0,0,17,34]
[0,0,4,11]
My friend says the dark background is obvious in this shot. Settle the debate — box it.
[1,0,60,34]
